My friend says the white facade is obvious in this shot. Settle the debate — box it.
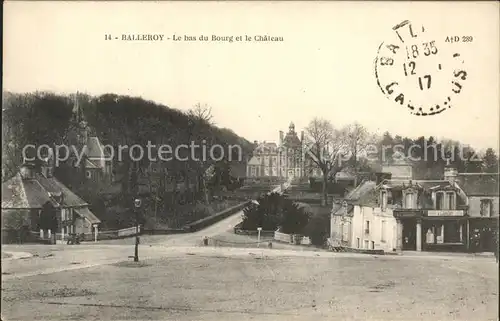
[350,205,398,252]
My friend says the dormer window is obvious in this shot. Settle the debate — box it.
[404,192,414,209]
[446,192,456,210]
[436,192,444,210]
[434,191,456,210]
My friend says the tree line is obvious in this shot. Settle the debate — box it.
[2,91,255,227]
[303,118,499,206]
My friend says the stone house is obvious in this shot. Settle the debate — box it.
[1,157,100,244]
[330,164,498,253]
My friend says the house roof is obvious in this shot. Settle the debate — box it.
[331,202,354,216]
[380,180,452,191]
[456,173,499,197]
[87,136,110,159]
[85,159,101,169]
[74,207,101,224]
[247,156,260,166]
[254,142,278,154]
[2,171,89,209]
[283,132,301,148]
[345,181,377,201]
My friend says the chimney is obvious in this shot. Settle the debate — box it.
[444,162,458,184]
[20,163,35,180]
[279,131,284,145]
[41,147,55,178]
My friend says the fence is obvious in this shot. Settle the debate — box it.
[117,226,140,237]
[273,230,311,245]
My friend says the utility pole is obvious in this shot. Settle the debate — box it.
[134,198,141,262]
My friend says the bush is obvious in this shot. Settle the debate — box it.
[241,192,310,233]
[304,214,330,247]
[280,202,311,234]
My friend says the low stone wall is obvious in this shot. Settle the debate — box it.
[183,201,250,232]
[233,223,274,237]
[274,230,293,243]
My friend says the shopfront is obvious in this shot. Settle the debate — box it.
[422,216,468,252]
[395,209,468,252]
[468,217,498,253]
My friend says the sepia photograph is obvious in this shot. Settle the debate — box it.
[2,1,499,320]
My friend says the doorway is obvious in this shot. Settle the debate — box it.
[402,219,416,250]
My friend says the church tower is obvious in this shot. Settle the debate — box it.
[71,92,89,148]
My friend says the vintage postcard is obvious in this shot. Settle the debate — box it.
[2,1,499,320]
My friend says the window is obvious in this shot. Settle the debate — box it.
[371,241,375,250]
[365,221,370,234]
[436,192,444,210]
[342,223,349,241]
[381,220,386,242]
[446,192,455,210]
[405,192,414,209]
[381,191,387,210]
[86,170,92,178]
[356,237,360,248]
[480,199,493,217]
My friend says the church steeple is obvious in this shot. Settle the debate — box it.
[72,91,82,123]
[289,122,295,133]
[71,92,88,146]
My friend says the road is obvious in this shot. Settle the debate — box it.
[2,182,291,279]
[2,246,498,321]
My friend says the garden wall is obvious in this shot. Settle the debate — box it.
[183,201,250,232]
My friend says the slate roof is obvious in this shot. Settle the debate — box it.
[85,159,100,169]
[283,132,301,148]
[456,173,499,196]
[331,201,354,216]
[380,180,452,191]
[247,156,260,166]
[74,207,101,224]
[86,136,110,159]
[254,142,279,154]
[2,171,88,209]
[345,181,377,201]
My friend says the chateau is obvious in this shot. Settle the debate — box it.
[246,122,320,179]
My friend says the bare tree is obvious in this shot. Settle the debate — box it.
[343,122,369,173]
[186,103,215,204]
[304,118,349,206]
[187,103,214,125]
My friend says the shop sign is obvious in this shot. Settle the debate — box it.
[427,210,464,217]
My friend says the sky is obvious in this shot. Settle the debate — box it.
[4,1,499,152]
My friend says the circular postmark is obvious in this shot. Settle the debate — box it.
[374,20,467,116]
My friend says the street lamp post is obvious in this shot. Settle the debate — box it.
[134,198,142,262]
